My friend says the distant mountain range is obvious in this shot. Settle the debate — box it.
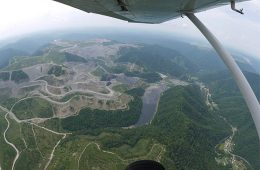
[1,29,259,74]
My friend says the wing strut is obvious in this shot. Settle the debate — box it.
[231,0,244,14]
[186,13,260,139]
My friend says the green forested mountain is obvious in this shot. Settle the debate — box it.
[0,48,28,69]
[149,86,230,169]
[117,45,198,77]
[199,70,260,169]
[199,70,260,101]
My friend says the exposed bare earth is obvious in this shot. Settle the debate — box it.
[0,39,142,169]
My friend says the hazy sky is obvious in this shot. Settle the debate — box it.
[0,0,259,57]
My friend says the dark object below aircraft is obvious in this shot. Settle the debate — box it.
[125,160,165,170]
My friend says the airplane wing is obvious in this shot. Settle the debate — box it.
[53,0,248,24]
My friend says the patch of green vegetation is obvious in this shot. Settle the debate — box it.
[110,63,162,83]
[125,71,162,83]
[4,49,66,71]
[112,84,128,93]
[43,49,66,64]
[14,123,45,170]
[38,118,67,134]
[6,56,44,70]
[91,67,106,77]
[5,116,26,152]
[20,85,41,94]
[12,97,53,120]
[108,138,153,159]
[126,87,145,97]
[111,63,162,83]
[0,88,11,101]
[16,148,43,170]
[0,97,18,110]
[110,65,128,74]
[59,93,93,102]
[100,74,116,81]
[48,65,65,77]
[37,76,64,86]
[0,72,10,81]
[0,112,16,170]
[47,136,87,170]
[218,143,225,152]
[11,70,29,83]
[63,86,71,93]
[64,52,87,63]
[32,124,63,158]
[78,143,127,170]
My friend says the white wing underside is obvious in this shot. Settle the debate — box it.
[54,0,248,24]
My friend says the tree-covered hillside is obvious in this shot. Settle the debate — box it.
[199,70,260,169]
[11,70,29,83]
[0,48,28,69]
[117,45,198,77]
[149,86,229,169]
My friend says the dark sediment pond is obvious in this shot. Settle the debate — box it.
[135,84,167,126]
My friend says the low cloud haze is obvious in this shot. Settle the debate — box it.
[0,0,259,57]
